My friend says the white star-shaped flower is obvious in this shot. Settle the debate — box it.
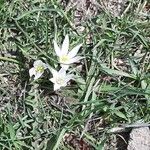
[49,68,73,91]
[29,60,47,80]
[53,34,82,70]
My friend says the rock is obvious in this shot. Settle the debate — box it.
[127,127,150,150]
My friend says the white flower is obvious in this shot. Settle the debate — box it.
[54,34,82,70]
[29,60,47,80]
[49,68,73,91]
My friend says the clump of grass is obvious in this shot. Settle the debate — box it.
[0,0,149,149]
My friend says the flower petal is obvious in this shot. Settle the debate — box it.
[34,72,43,80]
[49,67,58,77]
[61,82,67,87]
[54,84,61,91]
[65,74,74,82]
[43,63,48,69]
[61,34,69,55]
[59,68,66,76]
[33,60,43,67]
[60,64,69,70]
[67,56,83,64]
[29,68,35,77]
[54,40,61,57]
[50,77,56,83]
[68,44,82,58]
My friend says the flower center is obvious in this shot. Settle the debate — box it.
[60,55,70,64]
[35,66,44,73]
[56,77,65,85]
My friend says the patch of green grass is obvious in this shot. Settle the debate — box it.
[0,0,150,149]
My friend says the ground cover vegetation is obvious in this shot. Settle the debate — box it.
[0,0,150,149]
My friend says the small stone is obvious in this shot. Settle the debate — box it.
[128,127,150,150]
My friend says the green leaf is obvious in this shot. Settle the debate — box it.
[7,124,16,142]
[46,135,57,150]
[97,140,106,150]
[99,85,120,92]
[129,59,139,76]
[101,66,135,79]
[53,128,66,150]
[114,111,127,120]
[47,128,66,150]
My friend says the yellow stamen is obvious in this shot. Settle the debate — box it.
[35,66,44,73]
[60,55,70,63]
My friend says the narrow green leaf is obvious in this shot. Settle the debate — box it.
[7,124,16,142]
[53,128,66,150]
[101,67,135,79]
[114,111,127,120]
